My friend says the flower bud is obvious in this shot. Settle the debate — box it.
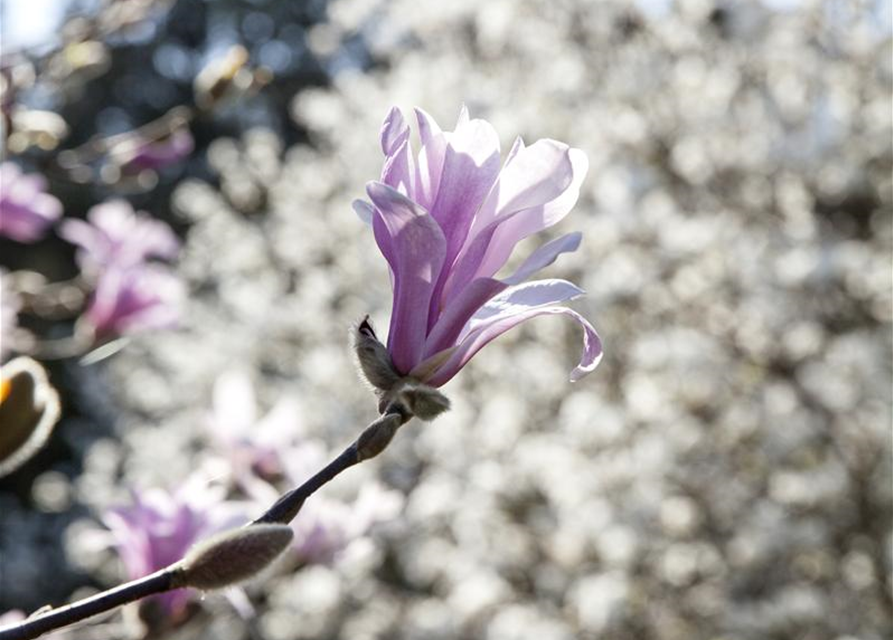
[0,357,61,477]
[177,524,294,591]
[398,383,450,421]
[353,317,401,392]
[356,413,403,461]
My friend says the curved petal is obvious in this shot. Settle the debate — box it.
[381,137,415,197]
[425,305,602,387]
[422,277,507,358]
[504,136,525,166]
[429,117,502,259]
[473,148,588,282]
[58,218,106,265]
[352,199,374,225]
[366,182,446,374]
[440,140,576,303]
[440,213,513,304]
[464,278,585,336]
[455,104,470,128]
[414,108,447,210]
[503,232,581,286]
[380,106,409,156]
[470,139,575,240]
[426,116,502,328]
[415,107,442,148]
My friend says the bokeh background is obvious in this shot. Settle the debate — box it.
[1,0,891,639]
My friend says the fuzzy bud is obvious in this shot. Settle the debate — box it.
[398,383,450,421]
[356,413,403,461]
[0,357,61,478]
[353,317,401,392]
[176,524,293,591]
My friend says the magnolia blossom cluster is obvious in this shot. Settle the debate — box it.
[0,162,185,353]
[354,106,601,390]
[0,162,62,243]
[60,200,184,340]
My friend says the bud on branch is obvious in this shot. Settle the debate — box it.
[175,524,294,591]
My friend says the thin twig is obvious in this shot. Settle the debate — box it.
[0,410,409,640]
[0,570,175,640]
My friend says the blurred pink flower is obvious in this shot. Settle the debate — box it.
[240,440,404,565]
[0,162,62,243]
[58,199,179,272]
[207,370,308,482]
[354,106,602,387]
[290,482,404,564]
[81,264,184,340]
[101,479,249,617]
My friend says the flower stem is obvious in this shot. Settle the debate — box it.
[0,570,175,640]
[0,411,410,640]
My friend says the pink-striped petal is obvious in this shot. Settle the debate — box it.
[502,232,582,286]
[426,117,501,327]
[381,137,416,196]
[425,306,602,387]
[422,277,507,358]
[366,182,446,374]
[470,139,575,240]
[428,117,501,258]
[380,106,409,156]
[473,148,588,282]
[464,278,584,336]
[413,108,447,210]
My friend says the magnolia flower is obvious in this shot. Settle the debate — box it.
[207,370,309,482]
[289,482,404,564]
[0,162,62,243]
[81,264,184,340]
[101,480,249,617]
[238,445,404,565]
[58,199,179,272]
[353,106,602,388]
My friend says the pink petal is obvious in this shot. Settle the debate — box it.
[426,116,501,327]
[413,108,447,210]
[381,137,415,197]
[465,278,584,335]
[380,106,409,156]
[366,182,446,374]
[473,148,588,282]
[425,305,602,387]
[429,117,502,259]
[441,140,576,303]
[503,232,582,285]
[415,107,442,148]
[471,139,575,240]
[504,136,525,165]
[455,104,470,128]
[352,199,374,225]
[422,277,507,358]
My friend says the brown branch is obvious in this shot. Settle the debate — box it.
[0,410,411,640]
